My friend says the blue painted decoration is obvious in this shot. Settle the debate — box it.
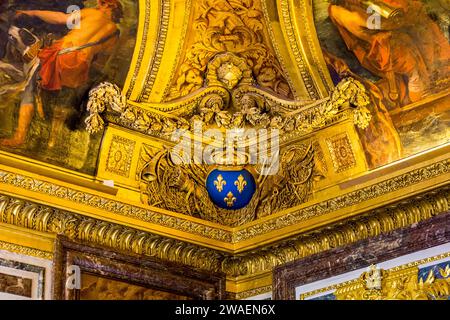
[418,260,450,282]
[205,168,256,210]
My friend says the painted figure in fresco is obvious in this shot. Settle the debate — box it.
[324,50,403,167]
[0,0,123,148]
[328,0,450,106]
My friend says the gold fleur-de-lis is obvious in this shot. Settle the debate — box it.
[214,174,226,192]
[224,192,237,207]
[439,265,450,278]
[234,174,247,193]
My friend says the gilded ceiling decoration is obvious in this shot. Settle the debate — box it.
[0,0,449,298]
[334,264,450,300]
[138,142,319,226]
[166,0,294,100]
[0,184,448,278]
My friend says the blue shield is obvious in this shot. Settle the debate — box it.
[205,168,256,210]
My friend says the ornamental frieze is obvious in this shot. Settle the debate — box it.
[0,158,448,244]
[85,76,371,140]
[0,185,448,277]
[138,142,320,226]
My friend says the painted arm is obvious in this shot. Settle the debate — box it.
[16,10,71,25]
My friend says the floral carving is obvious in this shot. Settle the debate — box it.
[167,0,292,100]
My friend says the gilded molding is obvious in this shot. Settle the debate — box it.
[300,252,450,300]
[0,170,233,243]
[139,0,171,101]
[0,195,224,272]
[224,187,449,276]
[0,240,53,260]
[279,0,319,99]
[295,0,333,93]
[161,0,193,100]
[233,159,449,242]
[0,159,448,245]
[126,0,152,99]
[234,285,272,300]
[327,133,357,173]
[0,186,448,278]
[390,253,450,273]
[139,142,318,226]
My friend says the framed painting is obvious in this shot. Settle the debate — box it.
[52,237,226,300]
[0,249,52,300]
[0,0,138,174]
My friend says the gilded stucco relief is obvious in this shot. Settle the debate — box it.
[0,0,448,299]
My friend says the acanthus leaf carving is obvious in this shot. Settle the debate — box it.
[167,0,293,100]
[334,264,450,300]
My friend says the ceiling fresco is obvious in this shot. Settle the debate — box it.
[0,0,448,226]
[165,0,294,101]
[0,0,138,174]
[313,0,450,162]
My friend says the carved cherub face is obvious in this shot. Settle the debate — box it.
[240,95,256,111]
[185,69,203,85]
[217,62,243,89]
[257,67,277,85]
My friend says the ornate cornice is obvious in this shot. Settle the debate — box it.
[232,285,273,300]
[125,0,152,99]
[0,185,448,278]
[0,240,53,260]
[233,159,449,242]
[0,158,448,248]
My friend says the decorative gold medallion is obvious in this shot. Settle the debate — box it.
[234,175,247,194]
[214,174,226,192]
[224,192,237,208]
